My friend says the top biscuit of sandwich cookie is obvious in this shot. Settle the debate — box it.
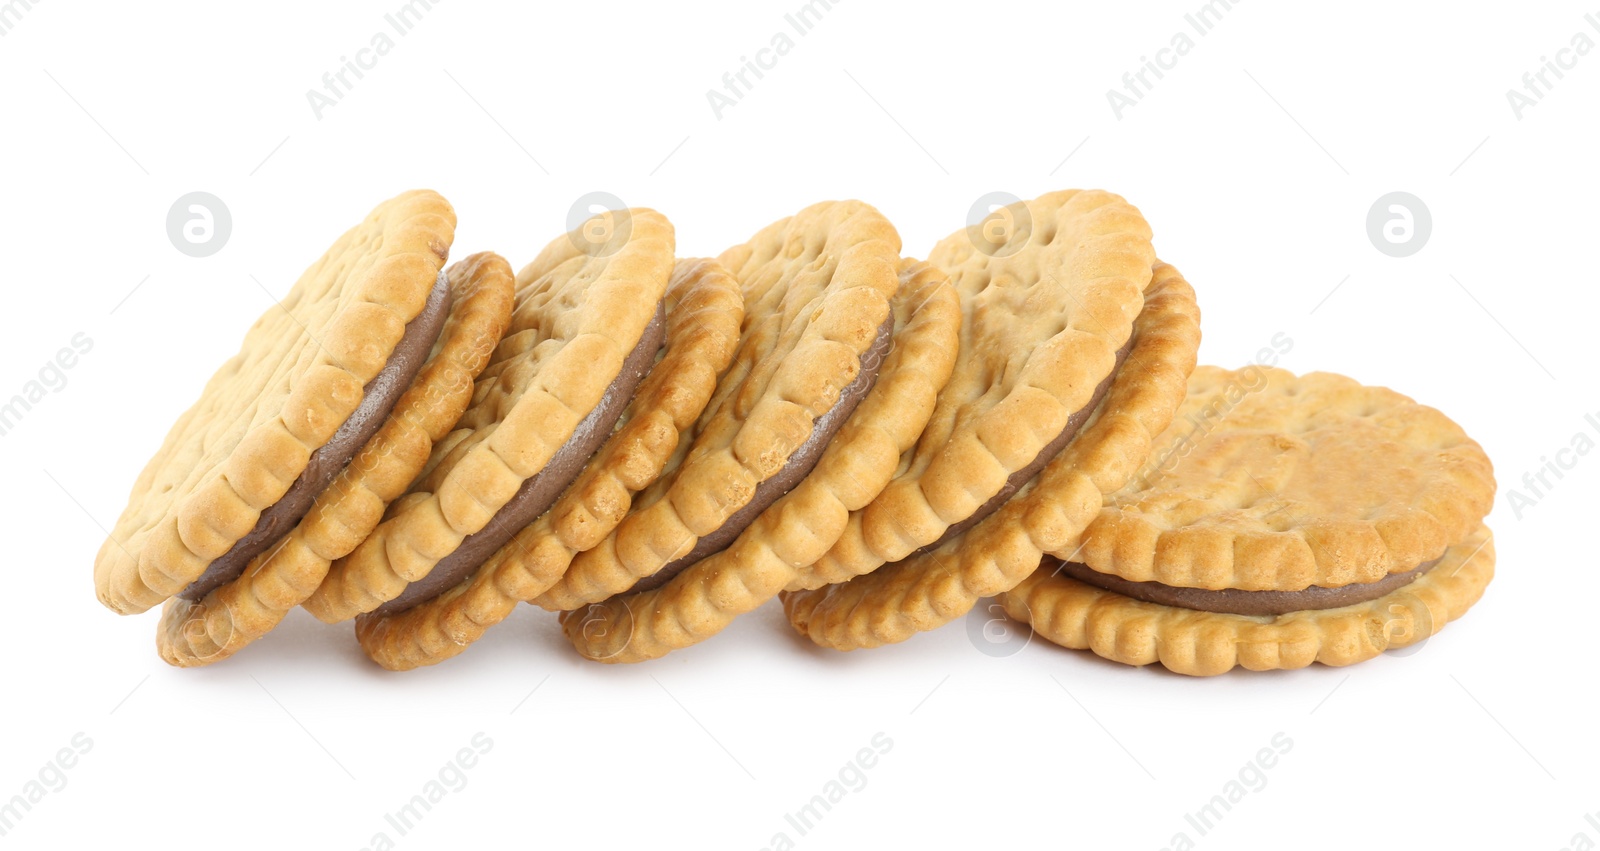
[352,257,745,670]
[795,189,1155,589]
[996,367,1497,675]
[558,256,961,663]
[94,190,457,615]
[304,209,675,622]
[156,252,517,666]
[782,260,1201,651]
[1076,366,1497,592]
[535,200,901,610]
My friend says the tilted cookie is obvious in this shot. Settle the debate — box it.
[95,190,458,615]
[534,200,903,613]
[158,253,515,666]
[793,188,1156,590]
[559,257,961,663]
[353,258,744,670]
[993,366,1496,675]
[783,261,1201,650]
[303,209,675,622]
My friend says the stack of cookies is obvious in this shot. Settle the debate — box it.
[94,189,1496,676]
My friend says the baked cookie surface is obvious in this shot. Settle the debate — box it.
[353,258,744,670]
[305,209,675,622]
[95,190,457,615]
[783,261,1201,650]
[796,189,1156,588]
[1079,366,1496,591]
[157,252,516,666]
[535,200,903,612]
[560,257,961,663]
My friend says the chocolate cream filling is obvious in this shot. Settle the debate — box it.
[1056,555,1444,616]
[625,310,899,595]
[912,332,1136,558]
[370,301,670,617]
[179,270,454,601]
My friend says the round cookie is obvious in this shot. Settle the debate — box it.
[157,253,516,666]
[353,258,744,670]
[1074,366,1497,591]
[303,209,676,622]
[95,190,458,615]
[559,257,962,663]
[793,188,1156,590]
[534,200,903,612]
[782,261,1202,651]
[1000,524,1495,676]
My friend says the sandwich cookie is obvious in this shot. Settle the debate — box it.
[560,256,961,662]
[791,189,1157,591]
[158,252,516,665]
[354,258,744,670]
[303,209,676,622]
[95,190,459,616]
[997,366,1496,675]
[534,201,904,613]
[783,260,1201,650]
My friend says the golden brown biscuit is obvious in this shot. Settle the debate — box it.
[559,257,961,663]
[304,209,675,622]
[1000,524,1495,676]
[534,200,903,612]
[1078,366,1496,591]
[793,189,1157,589]
[95,190,457,615]
[353,258,744,670]
[155,253,515,666]
[783,261,1201,650]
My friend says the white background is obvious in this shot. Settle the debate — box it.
[1,1,1594,848]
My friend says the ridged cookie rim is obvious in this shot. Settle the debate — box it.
[535,200,902,611]
[153,252,515,666]
[782,261,1200,650]
[999,523,1495,676]
[352,257,745,670]
[95,189,457,614]
[303,209,675,622]
[559,257,962,663]
[1076,366,1497,591]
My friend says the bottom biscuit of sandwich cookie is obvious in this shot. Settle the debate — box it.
[353,258,745,670]
[1000,525,1494,676]
[781,261,1202,652]
[558,257,961,663]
